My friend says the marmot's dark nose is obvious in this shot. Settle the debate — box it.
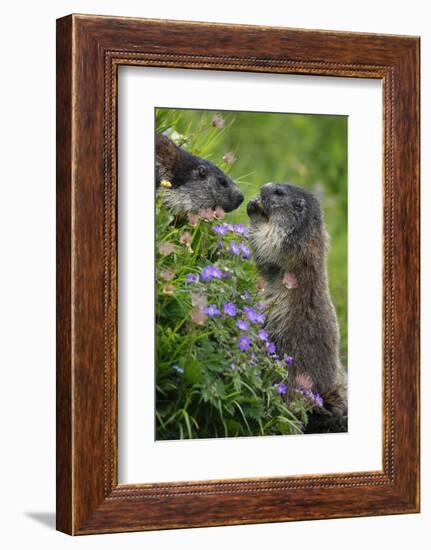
[233,189,244,208]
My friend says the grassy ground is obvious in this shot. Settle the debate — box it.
[156,108,348,365]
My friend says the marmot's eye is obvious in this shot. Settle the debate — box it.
[219,177,229,188]
[198,165,207,178]
[273,189,284,197]
[292,199,305,212]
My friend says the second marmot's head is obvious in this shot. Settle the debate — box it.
[247,182,326,273]
[156,133,244,215]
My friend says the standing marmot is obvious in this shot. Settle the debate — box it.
[156,133,244,215]
[247,182,347,433]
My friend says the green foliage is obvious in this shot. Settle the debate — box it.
[155,108,348,440]
[155,202,317,440]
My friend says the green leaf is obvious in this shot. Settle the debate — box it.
[183,357,203,385]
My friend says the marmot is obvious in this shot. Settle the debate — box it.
[156,133,244,215]
[247,182,347,433]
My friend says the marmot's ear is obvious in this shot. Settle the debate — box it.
[155,133,179,177]
[292,198,306,212]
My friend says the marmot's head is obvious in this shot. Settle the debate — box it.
[156,134,244,215]
[247,182,325,272]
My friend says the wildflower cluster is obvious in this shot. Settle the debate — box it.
[296,389,324,408]
[155,197,323,440]
[212,222,251,260]
[200,265,223,281]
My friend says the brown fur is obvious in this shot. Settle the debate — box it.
[247,182,347,433]
[156,134,180,182]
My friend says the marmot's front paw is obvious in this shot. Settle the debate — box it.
[247,198,267,220]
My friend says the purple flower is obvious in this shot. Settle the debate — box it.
[230,241,240,255]
[229,363,236,370]
[201,267,210,281]
[186,273,199,284]
[212,266,223,279]
[258,329,269,342]
[213,224,228,235]
[298,388,324,408]
[217,240,223,249]
[239,243,250,259]
[233,224,249,235]
[314,393,324,407]
[285,355,294,366]
[243,306,264,324]
[277,383,287,395]
[223,302,237,317]
[256,302,264,310]
[236,319,250,331]
[201,267,211,281]
[201,265,222,281]
[238,334,251,351]
[172,364,184,374]
[266,341,276,354]
[243,306,257,321]
[242,291,252,301]
[213,223,233,235]
[203,304,221,317]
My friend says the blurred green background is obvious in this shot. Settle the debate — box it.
[156,108,348,365]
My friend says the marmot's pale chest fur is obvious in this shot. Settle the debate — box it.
[247,182,347,433]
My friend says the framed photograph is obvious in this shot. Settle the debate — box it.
[56,14,420,535]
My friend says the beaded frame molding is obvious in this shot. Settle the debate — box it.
[56,14,420,535]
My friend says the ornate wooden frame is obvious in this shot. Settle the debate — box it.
[56,14,420,535]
